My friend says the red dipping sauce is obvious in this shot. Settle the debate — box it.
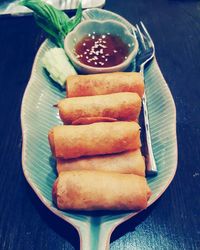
[75,33,129,68]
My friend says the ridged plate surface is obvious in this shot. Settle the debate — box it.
[21,8,177,250]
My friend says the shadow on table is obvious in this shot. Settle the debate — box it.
[110,200,159,243]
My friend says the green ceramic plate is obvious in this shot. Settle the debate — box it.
[21,8,177,250]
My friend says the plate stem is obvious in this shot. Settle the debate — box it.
[78,217,116,250]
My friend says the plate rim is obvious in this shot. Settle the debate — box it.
[20,8,178,247]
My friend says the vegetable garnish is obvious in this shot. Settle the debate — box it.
[19,0,82,48]
[42,48,77,88]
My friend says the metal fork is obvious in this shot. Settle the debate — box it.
[135,22,157,175]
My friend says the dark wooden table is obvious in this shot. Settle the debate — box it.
[0,0,199,249]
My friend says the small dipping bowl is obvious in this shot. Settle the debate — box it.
[64,20,138,74]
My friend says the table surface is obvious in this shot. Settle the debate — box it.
[0,0,200,249]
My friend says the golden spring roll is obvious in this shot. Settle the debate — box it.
[57,92,141,124]
[48,122,141,159]
[52,170,151,211]
[66,72,144,98]
[57,149,145,176]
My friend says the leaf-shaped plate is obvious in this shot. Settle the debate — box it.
[21,8,177,250]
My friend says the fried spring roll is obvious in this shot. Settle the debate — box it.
[48,122,141,159]
[66,72,144,98]
[57,92,141,124]
[52,170,151,211]
[57,149,145,176]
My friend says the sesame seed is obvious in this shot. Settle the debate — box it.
[99,44,106,48]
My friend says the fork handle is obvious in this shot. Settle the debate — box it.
[140,68,158,175]
[142,92,157,175]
